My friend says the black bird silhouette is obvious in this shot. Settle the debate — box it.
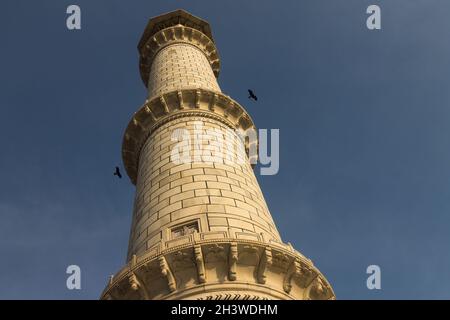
[114,166,122,179]
[248,89,258,101]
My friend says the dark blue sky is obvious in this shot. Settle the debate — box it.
[1,0,449,299]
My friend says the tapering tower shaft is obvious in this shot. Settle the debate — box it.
[101,9,335,300]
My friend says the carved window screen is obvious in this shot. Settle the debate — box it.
[171,221,199,239]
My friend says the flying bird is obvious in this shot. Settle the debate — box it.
[248,89,258,101]
[114,166,122,179]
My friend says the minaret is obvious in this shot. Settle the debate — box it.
[101,9,335,300]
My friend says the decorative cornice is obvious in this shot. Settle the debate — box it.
[139,24,220,86]
[122,88,257,185]
[138,9,214,50]
[100,237,335,300]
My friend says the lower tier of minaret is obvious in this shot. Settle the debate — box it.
[111,89,336,300]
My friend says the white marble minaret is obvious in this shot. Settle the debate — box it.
[101,9,335,300]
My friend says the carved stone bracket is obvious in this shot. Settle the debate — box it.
[228,242,238,281]
[304,276,333,300]
[128,272,150,300]
[194,245,206,284]
[256,246,272,284]
[283,258,301,293]
[158,256,176,292]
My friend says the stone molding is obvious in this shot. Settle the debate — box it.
[100,236,336,300]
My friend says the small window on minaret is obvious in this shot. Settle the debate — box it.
[171,221,199,239]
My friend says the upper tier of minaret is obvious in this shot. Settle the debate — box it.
[138,9,221,98]
[122,10,256,185]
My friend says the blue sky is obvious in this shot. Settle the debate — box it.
[1,0,450,299]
